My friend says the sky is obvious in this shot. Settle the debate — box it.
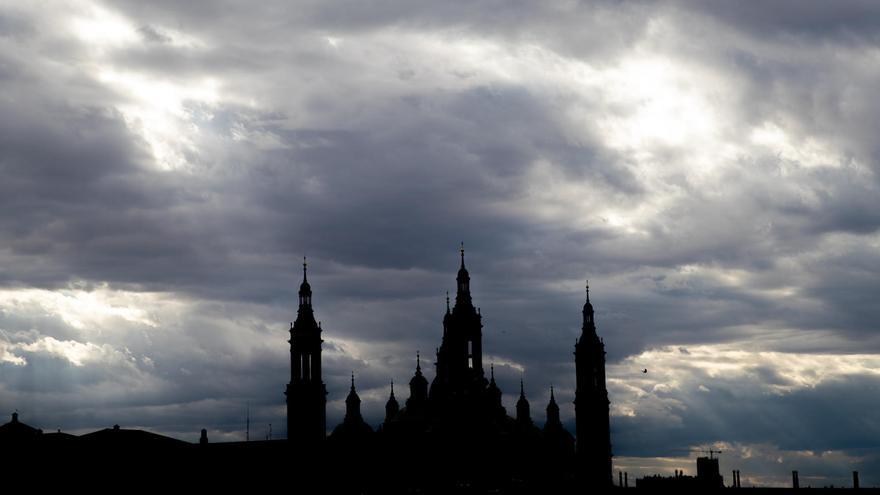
[1,0,879,487]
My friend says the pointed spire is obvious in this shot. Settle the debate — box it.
[345,372,363,423]
[454,242,472,308]
[545,384,561,429]
[460,241,465,269]
[582,279,595,332]
[490,363,495,382]
[516,375,531,424]
[298,256,313,307]
[408,351,429,408]
[385,380,400,423]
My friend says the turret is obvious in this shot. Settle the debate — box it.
[385,381,400,423]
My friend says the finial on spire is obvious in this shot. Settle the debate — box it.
[446,291,450,313]
[416,351,421,372]
[585,279,590,300]
[390,380,394,396]
[550,384,555,400]
[350,371,355,390]
[303,256,308,282]
[490,363,495,380]
[460,241,465,268]
[520,376,525,396]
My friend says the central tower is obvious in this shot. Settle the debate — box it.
[286,258,327,443]
[430,244,486,412]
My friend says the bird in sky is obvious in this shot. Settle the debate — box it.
[642,369,648,374]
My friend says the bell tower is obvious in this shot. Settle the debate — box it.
[574,282,612,487]
[286,257,327,443]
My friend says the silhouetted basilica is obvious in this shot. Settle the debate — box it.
[0,247,612,492]
[285,246,613,492]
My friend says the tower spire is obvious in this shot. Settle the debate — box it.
[384,380,399,424]
[582,279,595,333]
[460,241,465,269]
[416,350,421,373]
[516,374,531,424]
[446,291,450,314]
[303,256,308,282]
[455,242,472,307]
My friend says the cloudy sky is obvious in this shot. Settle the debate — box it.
[2,0,880,487]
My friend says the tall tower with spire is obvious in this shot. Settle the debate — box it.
[286,257,327,444]
[430,243,486,413]
[574,281,612,487]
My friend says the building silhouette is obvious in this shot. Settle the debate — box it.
[283,245,614,491]
[285,257,326,445]
[575,282,613,486]
[0,247,615,492]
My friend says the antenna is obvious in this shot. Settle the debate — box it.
[246,402,250,442]
[699,449,723,459]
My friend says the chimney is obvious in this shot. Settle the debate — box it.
[853,471,860,490]
[619,471,623,487]
[200,428,209,446]
[11,412,18,423]
[792,470,799,489]
[625,472,628,488]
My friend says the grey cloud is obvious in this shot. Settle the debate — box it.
[0,1,878,483]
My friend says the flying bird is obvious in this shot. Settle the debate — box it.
[642,368,648,374]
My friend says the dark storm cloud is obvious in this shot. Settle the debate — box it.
[682,0,880,42]
[0,1,879,484]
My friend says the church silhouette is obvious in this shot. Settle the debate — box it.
[0,246,613,492]
[286,245,613,492]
